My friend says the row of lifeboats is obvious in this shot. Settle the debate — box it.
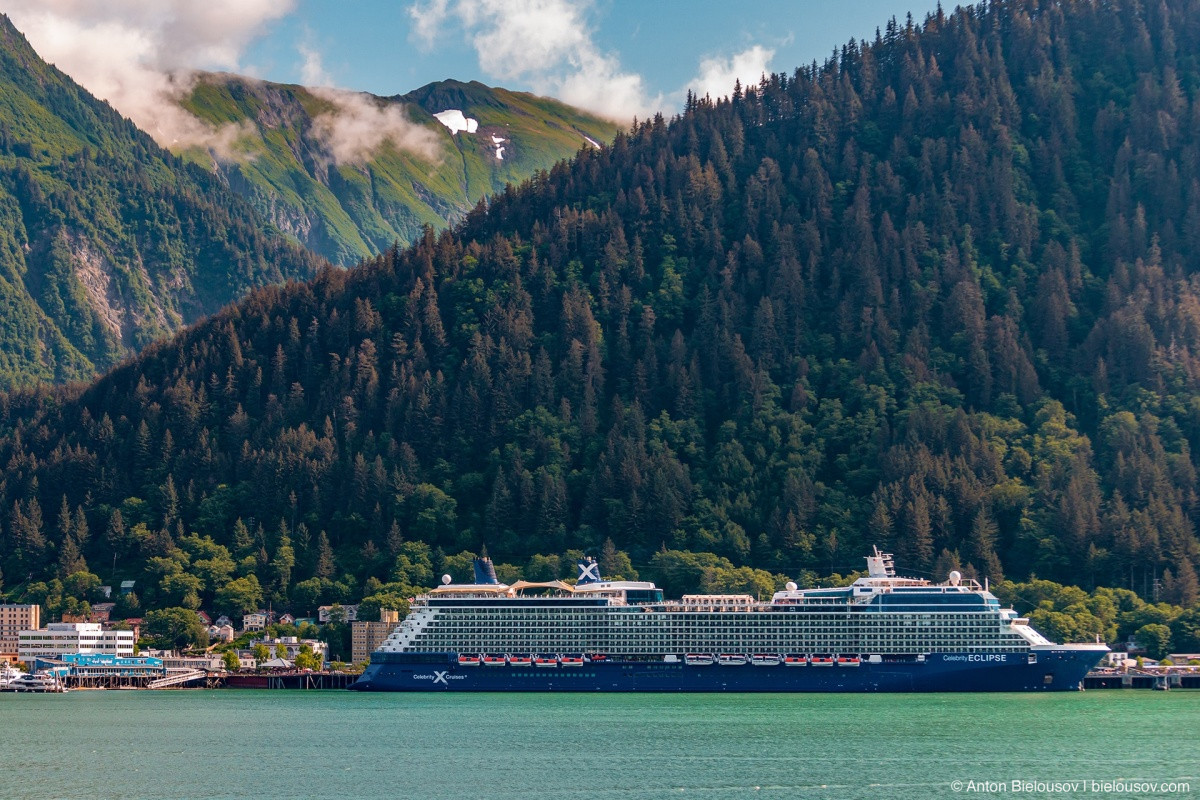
[455,653,864,668]
[685,653,861,667]
[458,654,603,668]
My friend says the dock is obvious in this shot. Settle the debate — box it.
[1083,669,1200,690]
[220,671,358,690]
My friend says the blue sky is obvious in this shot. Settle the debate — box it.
[5,0,942,145]
[253,1,938,96]
[251,1,942,112]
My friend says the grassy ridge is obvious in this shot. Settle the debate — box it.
[178,76,620,265]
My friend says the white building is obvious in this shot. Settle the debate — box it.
[18,622,135,663]
[208,624,236,643]
[242,611,269,631]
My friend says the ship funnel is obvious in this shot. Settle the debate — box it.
[473,556,500,585]
[577,557,602,584]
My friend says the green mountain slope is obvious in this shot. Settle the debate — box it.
[177,75,619,266]
[2,0,1200,635]
[0,16,324,388]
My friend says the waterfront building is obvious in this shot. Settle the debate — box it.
[352,610,400,664]
[318,605,358,623]
[0,604,40,664]
[163,654,222,671]
[260,657,294,670]
[47,653,165,679]
[18,622,135,663]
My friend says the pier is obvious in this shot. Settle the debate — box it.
[220,671,358,690]
[1083,669,1200,690]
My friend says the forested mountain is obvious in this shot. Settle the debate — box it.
[3,0,1200,625]
[0,16,323,388]
[177,75,618,265]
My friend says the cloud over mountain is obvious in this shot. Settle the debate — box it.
[5,0,290,155]
[409,0,661,121]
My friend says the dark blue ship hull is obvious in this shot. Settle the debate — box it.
[350,648,1103,692]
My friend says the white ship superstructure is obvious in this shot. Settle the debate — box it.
[375,550,1053,659]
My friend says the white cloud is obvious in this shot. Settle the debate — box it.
[686,45,775,103]
[5,2,439,165]
[311,89,442,165]
[408,0,661,121]
[5,0,293,155]
[295,39,441,165]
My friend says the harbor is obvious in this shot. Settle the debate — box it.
[2,686,1195,800]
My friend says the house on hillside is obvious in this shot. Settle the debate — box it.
[208,624,235,643]
[242,611,269,632]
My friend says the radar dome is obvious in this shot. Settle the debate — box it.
[441,574,452,585]
[948,570,962,586]
[785,581,798,591]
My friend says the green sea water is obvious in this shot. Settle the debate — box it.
[0,690,1195,800]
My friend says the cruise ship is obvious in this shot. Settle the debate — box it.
[350,549,1107,692]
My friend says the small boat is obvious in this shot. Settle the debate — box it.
[457,654,481,667]
[836,655,862,667]
[751,654,781,666]
[783,655,808,666]
[0,663,25,689]
[533,656,558,668]
[685,653,715,666]
[587,653,608,662]
[810,656,834,667]
[559,656,584,667]
[482,655,507,666]
[9,672,68,693]
[508,655,533,667]
[717,653,747,666]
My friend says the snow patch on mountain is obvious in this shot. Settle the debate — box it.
[491,134,506,160]
[433,109,479,134]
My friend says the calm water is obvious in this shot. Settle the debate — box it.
[0,690,1196,799]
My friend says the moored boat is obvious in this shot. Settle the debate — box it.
[351,550,1109,692]
[9,671,68,693]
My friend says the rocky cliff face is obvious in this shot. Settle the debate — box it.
[0,15,324,387]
